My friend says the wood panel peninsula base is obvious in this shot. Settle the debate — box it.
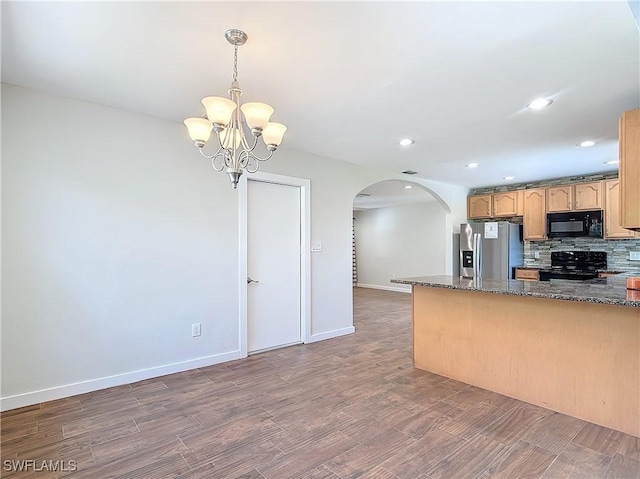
[394,276,640,437]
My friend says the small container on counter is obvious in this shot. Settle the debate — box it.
[626,276,640,290]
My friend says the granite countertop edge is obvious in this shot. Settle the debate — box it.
[391,275,640,308]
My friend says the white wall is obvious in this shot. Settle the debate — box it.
[1,84,468,409]
[354,201,447,292]
[2,84,242,408]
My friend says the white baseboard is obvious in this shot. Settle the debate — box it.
[0,350,242,412]
[356,283,411,293]
[307,326,355,343]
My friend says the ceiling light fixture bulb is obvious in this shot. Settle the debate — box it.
[466,163,479,168]
[579,140,596,147]
[404,185,413,189]
[527,98,553,110]
[399,138,414,146]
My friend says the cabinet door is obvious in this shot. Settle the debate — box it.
[523,188,546,240]
[493,192,518,216]
[468,194,492,218]
[546,185,572,212]
[598,272,621,278]
[620,109,640,230]
[604,179,636,238]
[515,269,539,281]
[574,181,603,210]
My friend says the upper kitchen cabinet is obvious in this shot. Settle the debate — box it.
[523,188,546,240]
[468,194,492,218]
[547,182,602,212]
[604,179,636,239]
[574,182,603,210]
[493,190,523,217]
[546,185,573,212]
[619,108,640,230]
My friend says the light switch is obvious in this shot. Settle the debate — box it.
[311,241,322,252]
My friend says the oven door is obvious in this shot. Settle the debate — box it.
[539,270,598,281]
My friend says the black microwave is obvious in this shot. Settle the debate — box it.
[547,210,603,238]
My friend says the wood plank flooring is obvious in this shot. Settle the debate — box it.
[2,287,639,478]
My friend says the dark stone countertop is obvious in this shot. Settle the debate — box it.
[391,273,640,308]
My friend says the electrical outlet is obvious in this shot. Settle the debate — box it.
[630,251,640,261]
[191,323,201,337]
[534,251,540,260]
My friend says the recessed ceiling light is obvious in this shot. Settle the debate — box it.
[404,185,413,189]
[604,160,619,165]
[503,176,515,180]
[399,138,414,146]
[527,98,553,110]
[466,163,479,168]
[578,140,596,147]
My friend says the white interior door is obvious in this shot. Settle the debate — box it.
[247,179,301,353]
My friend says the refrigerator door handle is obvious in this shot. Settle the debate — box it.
[471,234,476,275]
[475,233,482,278]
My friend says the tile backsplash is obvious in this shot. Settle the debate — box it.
[525,237,640,271]
[470,171,619,195]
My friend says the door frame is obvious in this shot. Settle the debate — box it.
[238,171,311,358]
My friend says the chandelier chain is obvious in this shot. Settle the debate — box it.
[233,45,239,82]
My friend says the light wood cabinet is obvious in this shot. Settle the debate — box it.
[598,272,621,278]
[493,191,523,217]
[515,268,539,281]
[547,182,602,213]
[604,179,637,239]
[574,182,603,210]
[468,194,492,218]
[546,185,573,212]
[619,108,640,230]
[523,188,546,240]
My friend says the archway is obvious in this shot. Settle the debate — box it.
[352,179,451,293]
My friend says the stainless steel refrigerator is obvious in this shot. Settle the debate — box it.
[460,222,523,279]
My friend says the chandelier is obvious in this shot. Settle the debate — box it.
[183,29,287,189]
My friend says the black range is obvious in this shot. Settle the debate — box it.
[538,251,607,281]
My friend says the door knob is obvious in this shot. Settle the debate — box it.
[247,277,260,284]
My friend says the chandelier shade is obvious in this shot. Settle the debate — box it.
[262,122,287,148]
[200,96,236,128]
[183,118,212,145]
[220,127,242,149]
[240,102,274,131]
[183,29,287,189]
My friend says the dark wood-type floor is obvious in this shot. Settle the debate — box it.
[2,287,639,478]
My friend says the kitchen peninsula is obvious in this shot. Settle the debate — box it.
[391,274,640,437]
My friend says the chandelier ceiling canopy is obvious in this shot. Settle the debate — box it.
[184,29,287,189]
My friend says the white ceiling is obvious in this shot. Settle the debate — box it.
[2,1,639,190]
[354,180,435,210]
